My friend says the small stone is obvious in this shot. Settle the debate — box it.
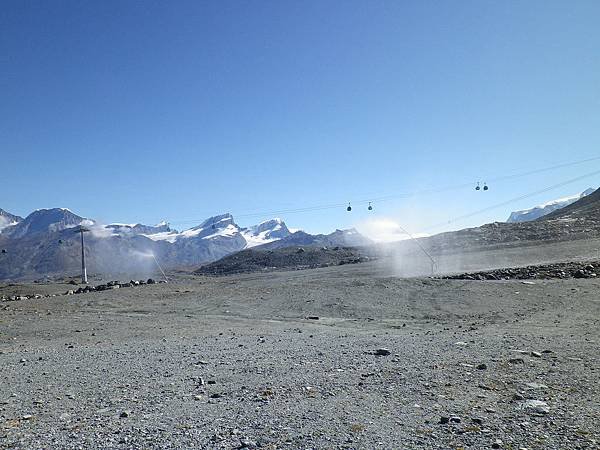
[476,363,487,370]
[120,410,131,418]
[374,348,391,356]
[471,417,484,425]
[521,399,549,415]
[22,415,33,420]
[193,395,203,401]
[530,351,542,358]
[439,416,450,424]
[239,438,257,449]
[449,416,461,423]
[525,382,547,390]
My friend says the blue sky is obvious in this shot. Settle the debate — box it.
[2,1,599,237]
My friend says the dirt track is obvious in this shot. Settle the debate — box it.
[1,257,599,449]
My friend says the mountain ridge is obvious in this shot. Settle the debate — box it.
[0,208,368,280]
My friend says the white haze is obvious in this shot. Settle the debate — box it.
[355,217,429,243]
[353,210,485,278]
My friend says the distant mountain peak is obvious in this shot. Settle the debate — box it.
[107,222,172,235]
[243,218,291,248]
[0,208,23,233]
[4,208,88,238]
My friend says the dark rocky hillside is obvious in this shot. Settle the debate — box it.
[195,246,372,276]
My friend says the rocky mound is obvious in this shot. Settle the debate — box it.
[441,261,599,281]
[195,246,371,276]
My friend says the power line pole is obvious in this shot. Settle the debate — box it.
[0,249,8,281]
[76,226,90,284]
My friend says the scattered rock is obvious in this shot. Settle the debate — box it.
[239,438,257,449]
[374,348,391,356]
[520,399,549,415]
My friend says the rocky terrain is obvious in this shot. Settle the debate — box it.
[1,189,600,449]
[441,261,599,281]
[195,246,373,276]
[0,258,599,449]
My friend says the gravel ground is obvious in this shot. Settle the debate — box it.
[1,260,599,449]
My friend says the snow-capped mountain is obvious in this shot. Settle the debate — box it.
[507,188,595,223]
[2,208,90,238]
[106,221,172,236]
[0,208,368,280]
[0,208,22,233]
[144,214,291,249]
[259,227,373,250]
[241,218,290,248]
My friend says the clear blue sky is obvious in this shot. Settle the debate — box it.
[2,1,600,236]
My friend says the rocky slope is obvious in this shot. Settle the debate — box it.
[195,246,372,276]
[388,187,600,258]
[506,188,595,222]
[542,185,600,221]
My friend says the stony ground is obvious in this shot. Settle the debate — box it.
[1,260,599,449]
[441,261,600,281]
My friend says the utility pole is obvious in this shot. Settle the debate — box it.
[76,226,90,284]
[0,249,7,281]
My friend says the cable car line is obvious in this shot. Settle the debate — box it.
[422,167,600,232]
[162,155,600,226]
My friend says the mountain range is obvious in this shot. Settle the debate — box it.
[0,208,370,280]
[2,187,599,281]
